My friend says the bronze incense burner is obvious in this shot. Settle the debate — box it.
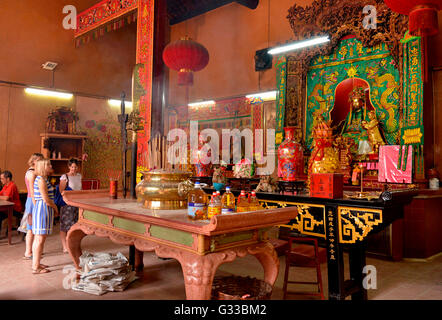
[135,170,193,210]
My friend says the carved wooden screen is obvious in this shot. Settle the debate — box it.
[304,37,401,149]
[283,0,408,145]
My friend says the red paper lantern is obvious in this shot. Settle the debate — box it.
[384,0,441,36]
[385,1,441,82]
[162,36,209,86]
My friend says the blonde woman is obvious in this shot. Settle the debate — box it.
[19,153,43,259]
[32,159,58,274]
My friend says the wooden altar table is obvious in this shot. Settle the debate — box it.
[64,190,297,300]
[254,189,417,300]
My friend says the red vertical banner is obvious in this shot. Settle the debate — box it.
[251,102,263,161]
[136,0,155,165]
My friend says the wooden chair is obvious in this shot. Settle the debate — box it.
[282,236,327,300]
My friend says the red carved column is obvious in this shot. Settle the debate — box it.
[136,0,155,163]
[151,0,169,137]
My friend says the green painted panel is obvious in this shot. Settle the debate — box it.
[83,210,108,225]
[113,217,146,234]
[258,228,270,240]
[216,231,254,246]
[149,225,194,247]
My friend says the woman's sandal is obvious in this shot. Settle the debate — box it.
[32,267,50,274]
[23,253,44,260]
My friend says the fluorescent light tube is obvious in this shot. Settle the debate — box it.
[25,88,73,99]
[246,90,277,101]
[108,99,133,108]
[188,100,215,107]
[268,36,330,55]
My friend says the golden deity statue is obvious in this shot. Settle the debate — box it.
[309,115,340,175]
[361,110,385,154]
[340,87,368,153]
[307,114,341,190]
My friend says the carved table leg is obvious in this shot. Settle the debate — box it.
[181,255,217,300]
[154,247,238,300]
[177,252,229,300]
[129,245,135,267]
[129,245,144,272]
[349,242,368,300]
[155,242,280,300]
[250,241,280,286]
[134,249,144,273]
[66,225,87,270]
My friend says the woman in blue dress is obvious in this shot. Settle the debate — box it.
[32,159,59,274]
[20,153,43,259]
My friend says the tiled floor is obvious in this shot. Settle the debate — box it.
[0,224,441,300]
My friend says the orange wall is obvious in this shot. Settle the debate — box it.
[0,0,136,191]
[0,83,73,190]
[0,83,122,191]
[0,0,136,98]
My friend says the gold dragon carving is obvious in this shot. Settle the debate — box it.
[338,207,383,244]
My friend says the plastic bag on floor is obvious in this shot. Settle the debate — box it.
[17,212,29,233]
[80,252,128,272]
[72,251,138,296]
[72,281,107,296]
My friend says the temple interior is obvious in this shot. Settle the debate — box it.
[0,0,441,304]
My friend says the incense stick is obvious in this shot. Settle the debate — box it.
[146,134,170,171]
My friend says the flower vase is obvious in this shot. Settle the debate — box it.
[278,127,304,181]
[195,161,213,177]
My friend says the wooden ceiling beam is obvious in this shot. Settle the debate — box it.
[168,0,231,25]
[167,0,259,25]
[235,0,259,9]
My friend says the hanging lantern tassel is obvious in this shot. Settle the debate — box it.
[178,68,193,86]
[408,4,439,36]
